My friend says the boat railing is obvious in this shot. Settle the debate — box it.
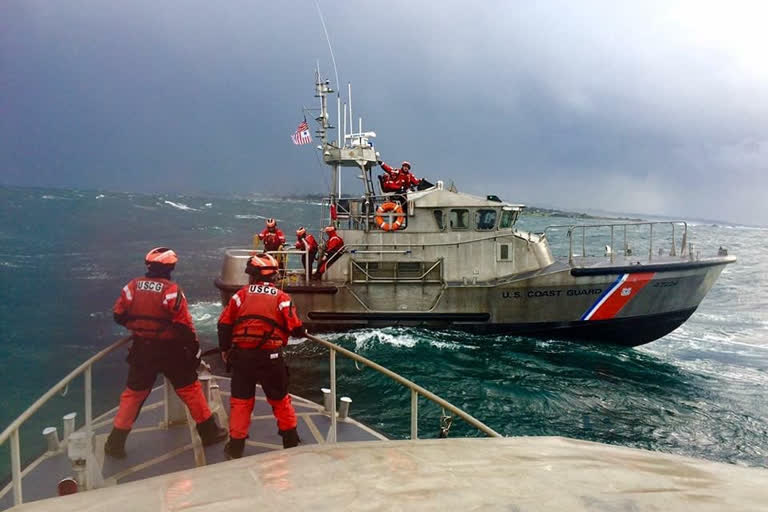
[222,247,313,284]
[348,259,444,284]
[324,196,409,231]
[306,334,501,441]
[0,336,132,507]
[1,333,500,506]
[543,220,689,266]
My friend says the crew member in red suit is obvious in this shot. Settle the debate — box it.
[257,218,286,270]
[294,226,318,277]
[313,226,344,280]
[378,160,421,193]
[106,247,226,458]
[218,253,306,458]
[258,218,286,252]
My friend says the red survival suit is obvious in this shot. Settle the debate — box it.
[380,162,421,193]
[295,232,318,275]
[112,276,212,431]
[258,227,286,252]
[217,282,303,444]
[314,228,344,279]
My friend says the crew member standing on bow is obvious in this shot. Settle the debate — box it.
[106,248,227,458]
[294,227,318,278]
[257,218,286,270]
[313,226,344,280]
[218,253,306,459]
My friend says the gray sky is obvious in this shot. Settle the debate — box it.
[2,1,767,225]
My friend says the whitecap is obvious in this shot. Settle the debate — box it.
[164,200,198,211]
[235,214,282,221]
[95,194,105,199]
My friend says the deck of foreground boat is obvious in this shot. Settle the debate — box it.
[0,375,384,510]
[13,436,768,511]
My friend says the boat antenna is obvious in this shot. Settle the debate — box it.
[313,0,339,90]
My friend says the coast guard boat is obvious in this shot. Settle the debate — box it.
[215,72,736,346]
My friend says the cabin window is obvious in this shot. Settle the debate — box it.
[500,209,515,229]
[475,209,497,230]
[449,209,469,230]
[499,244,510,260]
[433,210,445,230]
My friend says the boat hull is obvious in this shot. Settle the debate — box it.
[215,256,733,347]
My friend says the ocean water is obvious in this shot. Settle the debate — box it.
[1,185,767,476]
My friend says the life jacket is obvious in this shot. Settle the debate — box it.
[121,277,180,340]
[296,234,318,253]
[259,228,286,251]
[231,283,291,350]
[324,234,344,255]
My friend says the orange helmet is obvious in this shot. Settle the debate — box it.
[245,252,279,277]
[401,161,411,171]
[266,218,276,228]
[296,227,307,237]
[145,247,178,266]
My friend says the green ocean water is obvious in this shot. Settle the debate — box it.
[1,185,766,478]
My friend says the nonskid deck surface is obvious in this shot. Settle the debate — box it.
[12,437,768,511]
[0,376,385,510]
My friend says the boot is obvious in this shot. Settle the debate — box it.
[279,428,300,449]
[224,438,245,459]
[196,415,228,446]
[104,427,130,459]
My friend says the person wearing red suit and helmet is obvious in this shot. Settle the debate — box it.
[313,226,344,280]
[294,227,318,277]
[256,218,287,270]
[218,253,306,458]
[106,248,227,458]
[378,160,421,194]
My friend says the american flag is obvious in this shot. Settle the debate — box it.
[291,120,312,145]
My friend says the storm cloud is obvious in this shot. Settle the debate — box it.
[2,0,767,224]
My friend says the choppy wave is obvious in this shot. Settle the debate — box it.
[163,200,198,211]
[235,214,282,220]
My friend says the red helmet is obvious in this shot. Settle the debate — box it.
[401,161,411,171]
[296,227,307,237]
[324,225,336,234]
[266,218,276,228]
[145,247,178,266]
[245,252,279,277]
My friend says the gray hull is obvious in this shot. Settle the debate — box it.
[215,256,732,347]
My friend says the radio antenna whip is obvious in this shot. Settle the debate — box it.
[313,0,340,90]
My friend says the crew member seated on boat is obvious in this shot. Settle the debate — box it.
[105,247,227,459]
[256,218,286,270]
[217,253,306,458]
[295,226,318,277]
[313,225,344,280]
[378,160,421,194]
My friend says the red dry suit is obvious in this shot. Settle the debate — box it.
[295,233,318,275]
[112,275,211,430]
[379,163,406,193]
[380,162,421,193]
[314,232,344,278]
[258,227,286,252]
[217,282,303,439]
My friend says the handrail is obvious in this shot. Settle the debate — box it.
[350,259,443,283]
[544,220,688,265]
[0,336,131,447]
[306,333,502,439]
[0,336,131,506]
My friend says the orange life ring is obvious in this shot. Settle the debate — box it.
[375,202,404,231]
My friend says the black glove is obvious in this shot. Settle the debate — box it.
[290,326,307,338]
[377,160,383,166]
